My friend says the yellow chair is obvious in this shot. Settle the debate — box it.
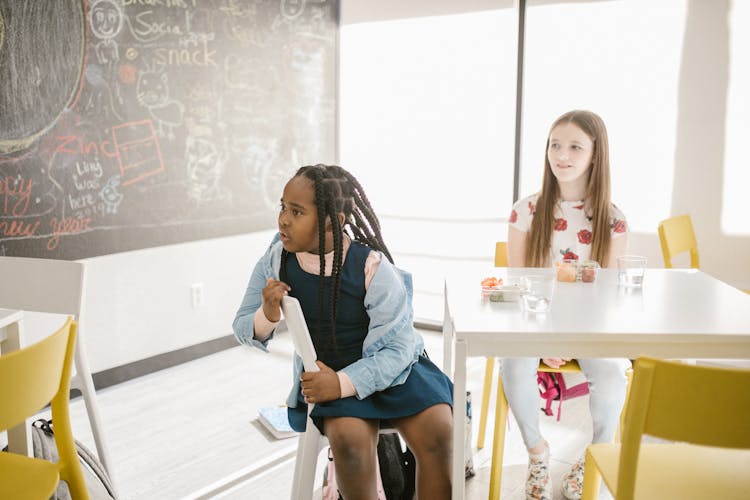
[658,214,699,268]
[658,214,748,294]
[493,241,508,267]
[0,317,90,500]
[581,356,750,500]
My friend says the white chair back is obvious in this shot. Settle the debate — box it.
[0,255,115,488]
[0,256,85,316]
[282,296,320,373]
[280,295,396,500]
[281,296,324,500]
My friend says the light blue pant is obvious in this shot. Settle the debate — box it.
[500,357,631,449]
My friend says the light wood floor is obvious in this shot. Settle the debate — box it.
[11,329,612,499]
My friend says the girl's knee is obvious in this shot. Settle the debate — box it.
[326,422,377,466]
[501,358,540,403]
[398,406,452,462]
[331,436,375,462]
[414,418,452,461]
[331,443,376,474]
[430,420,453,453]
[583,359,629,392]
[501,357,540,380]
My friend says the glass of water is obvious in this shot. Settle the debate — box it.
[617,255,647,287]
[520,275,555,313]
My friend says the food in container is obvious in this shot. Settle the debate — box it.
[556,260,578,282]
[555,259,599,282]
[481,276,503,295]
[481,276,503,289]
[489,285,521,302]
[482,276,515,300]
[580,260,600,282]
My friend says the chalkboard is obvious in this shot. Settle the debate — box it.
[0,0,338,259]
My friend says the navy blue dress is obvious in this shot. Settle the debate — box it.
[285,242,453,434]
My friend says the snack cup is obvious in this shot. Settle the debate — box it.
[580,260,600,283]
[556,260,577,282]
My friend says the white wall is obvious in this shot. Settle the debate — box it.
[30,230,272,373]
[79,230,277,371]
[62,0,747,373]
[666,0,750,289]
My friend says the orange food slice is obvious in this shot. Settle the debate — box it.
[481,276,503,288]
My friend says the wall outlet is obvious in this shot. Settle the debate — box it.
[191,283,205,308]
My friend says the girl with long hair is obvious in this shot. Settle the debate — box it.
[506,111,630,500]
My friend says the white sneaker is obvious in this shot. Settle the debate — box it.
[561,457,586,500]
[525,444,552,500]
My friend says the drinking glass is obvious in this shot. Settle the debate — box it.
[617,255,647,287]
[520,274,555,313]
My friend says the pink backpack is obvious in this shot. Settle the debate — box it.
[537,371,590,421]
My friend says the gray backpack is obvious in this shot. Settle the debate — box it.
[28,419,116,500]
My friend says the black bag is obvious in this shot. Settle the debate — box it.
[322,433,415,500]
[376,433,415,500]
[3,419,117,500]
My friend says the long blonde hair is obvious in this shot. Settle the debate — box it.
[526,110,613,267]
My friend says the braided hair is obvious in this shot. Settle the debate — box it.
[279,164,393,345]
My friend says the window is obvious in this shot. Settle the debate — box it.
[340,9,517,257]
[340,9,519,319]
[521,0,687,233]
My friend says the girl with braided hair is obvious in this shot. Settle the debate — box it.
[233,164,453,499]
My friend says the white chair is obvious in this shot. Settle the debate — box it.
[0,256,116,489]
[281,296,396,500]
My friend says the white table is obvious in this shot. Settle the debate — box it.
[0,308,31,455]
[443,268,750,500]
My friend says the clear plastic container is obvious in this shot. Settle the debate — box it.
[556,260,578,282]
[580,260,600,282]
[556,259,599,282]
[489,285,521,302]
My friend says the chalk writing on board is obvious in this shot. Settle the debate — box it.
[0,0,337,259]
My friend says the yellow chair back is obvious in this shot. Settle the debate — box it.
[494,241,508,267]
[658,214,699,268]
[0,317,89,500]
[616,356,750,498]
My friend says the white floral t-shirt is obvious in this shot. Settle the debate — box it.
[509,193,627,265]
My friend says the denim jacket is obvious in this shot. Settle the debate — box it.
[232,234,425,408]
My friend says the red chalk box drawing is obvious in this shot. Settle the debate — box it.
[111,120,165,186]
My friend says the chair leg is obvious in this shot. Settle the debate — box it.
[291,415,323,500]
[615,367,634,443]
[72,348,118,492]
[580,448,601,500]
[487,375,509,500]
[477,357,495,449]
[3,321,33,456]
